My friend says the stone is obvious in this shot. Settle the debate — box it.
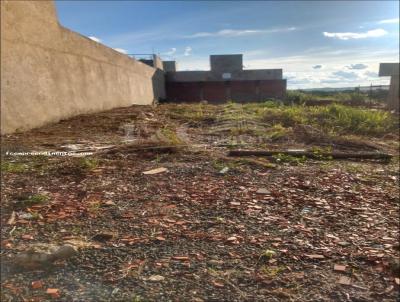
[148,275,165,282]
[10,244,77,270]
[219,167,229,174]
[226,236,237,242]
[337,276,351,285]
[333,264,347,272]
[256,188,271,194]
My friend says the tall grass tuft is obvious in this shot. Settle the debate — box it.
[262,104,397,136]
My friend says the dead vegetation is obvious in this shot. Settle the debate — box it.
[1,102,399,301]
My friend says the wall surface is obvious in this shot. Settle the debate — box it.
[379,63,399,76]
[1,0,164,134]
[388,75,399,112]
[166,80,286,103]
[162,61,177,72]
[167,69,283,82]
[379,63,399,111]
[210,54,243,72]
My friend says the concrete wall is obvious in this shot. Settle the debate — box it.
[167,69,283,82]
[152,55,164,70]
[388,75,399,112]
[379,63,399,76]
[1,0,165,134]
[379,63,399,111]
[210,54,243,72]
[163,61,177,72]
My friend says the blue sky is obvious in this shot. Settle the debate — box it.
[55,1,399,88]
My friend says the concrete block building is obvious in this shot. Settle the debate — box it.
[165,54,286,103]
[379,63,399,112]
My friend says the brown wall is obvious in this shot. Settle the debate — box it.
[1,0,165,134]
[166,80,286,103]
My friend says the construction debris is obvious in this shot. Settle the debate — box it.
[143,167,168,175]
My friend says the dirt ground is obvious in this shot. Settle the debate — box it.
[1,104,399,302]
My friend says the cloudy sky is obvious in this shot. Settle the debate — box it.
[55,1,399,89]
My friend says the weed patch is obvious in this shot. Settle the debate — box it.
[273,153,307,165]
[157,127,184,145]
[262,104,397,136]
[78,158,99,171]
[13,194,49,209]
[1,161,28,173]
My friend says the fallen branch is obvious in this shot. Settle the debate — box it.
[228,150,393,161]
[99,143,187,155]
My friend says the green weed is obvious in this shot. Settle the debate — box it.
[310,146,333,160]
[78,158,99,170]
[159,127,183,145]
[13,194,49,209]
[267,124,291,141]
[261,104,396,136]
[261,265,286,277]
[273,153,307,165]
[1,162,28,173]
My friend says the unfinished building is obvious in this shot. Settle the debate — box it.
[165,54,286,103]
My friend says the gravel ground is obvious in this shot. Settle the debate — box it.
[1,104,399,301]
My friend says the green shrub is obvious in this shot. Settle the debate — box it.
[336,92,368,103]
[285,91,314,105]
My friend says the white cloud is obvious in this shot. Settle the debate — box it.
[184,27,296,39]
[364,71,379,78]
[378,18,399,24]
[347,63,368,70]
[184,46,192,56]
[113,48,127,54]
[323,28,387,40]
[88,36,102,43]
[242,50,268,58]
[178,47,396,88]
[164,48,177,56]
[332,70,359,79]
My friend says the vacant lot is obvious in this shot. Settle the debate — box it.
[1,103,399,301]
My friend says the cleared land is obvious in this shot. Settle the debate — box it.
[1,102,399,301]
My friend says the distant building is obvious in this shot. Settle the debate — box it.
[162,61,177,72]
[379,63,399,112]
[138,54,164,70]
[164,54,286,103]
